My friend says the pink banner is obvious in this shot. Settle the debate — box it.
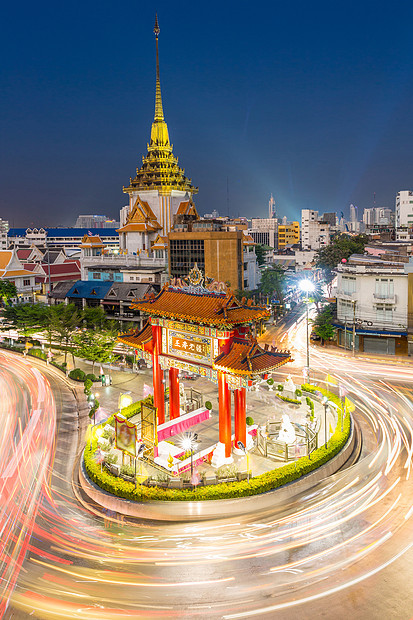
[157,407,210,443]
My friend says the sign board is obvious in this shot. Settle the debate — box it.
[167,329,211,364]
[115,415,137,457]
[141,403,157,449]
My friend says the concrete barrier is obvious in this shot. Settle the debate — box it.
[78,417,356,522]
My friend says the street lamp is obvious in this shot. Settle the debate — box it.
[299,279,315,383]
[322,396,330,447]
[237,440,250,483]
[181,432,198,478]
[135,442,146,489]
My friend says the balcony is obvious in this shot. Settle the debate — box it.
[373,293,397,304]
[336,290,357,301]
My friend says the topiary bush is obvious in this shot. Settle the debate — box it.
[277,384,284,391]
[295,388,302,397]
[84,378,93,395]
[267,378,274,386]
[205,401,213,410]
[69,368,86,381]
[246,416,254,426]
[86,373,99,382]
[83,391,351,502]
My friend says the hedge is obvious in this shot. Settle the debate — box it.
[276,394,301,405]
[84,389,351,502]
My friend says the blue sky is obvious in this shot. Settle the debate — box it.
[1,0,413,226]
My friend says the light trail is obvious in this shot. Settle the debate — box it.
[4,319,413,619]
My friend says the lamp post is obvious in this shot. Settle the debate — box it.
[322,396,329,446]
[181,432,198,479]
[237,440,250,483]
[135,442,146,489]
[299,279,315,383]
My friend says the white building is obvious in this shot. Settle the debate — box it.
[243,234,261,290]
[248,218,278,248]
[75,215,119,229]
[335,255,408,355]
[301,210,330,250]
[395,190,413,241]
[0,249,40,302]
[0,219,8,250]
[363,207,393,227]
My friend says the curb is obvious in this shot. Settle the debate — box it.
[78,416,356,522]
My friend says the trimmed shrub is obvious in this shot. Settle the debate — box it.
[246,416,254,426]
[205,401,213,410]
[69,368,86,381]
[295,388,302,397]
[84,378,93,395]
[267,378,274,386]
[277,384,284,391]
[84,391,351,502]
[28,348,47,361]
[86,373,99,382]
[277,394,301,405]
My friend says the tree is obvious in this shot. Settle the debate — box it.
[316,234,368,282]
[255,244,271,266]
[313,304,336,344]
[0,281,17,305]
[259,266,285,303]
[72,330,116,373]
[2,303,49,338]
[49,303,82,363]
[82,306,107,330]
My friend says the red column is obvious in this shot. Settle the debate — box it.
[169,367,180,420]
[152,325,165,425]
[235,387,247,447]
[218,371,231,458]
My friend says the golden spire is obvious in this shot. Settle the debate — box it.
[150,14,170,148]
[123,16,198,197]
[153,14,163,121]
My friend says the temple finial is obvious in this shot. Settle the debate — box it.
[153,14,164,121]
[154,13,160,38]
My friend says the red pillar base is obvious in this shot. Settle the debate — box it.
[218,371,231,458]
[169,367,180,420]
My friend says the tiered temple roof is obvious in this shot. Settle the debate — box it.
[129,286,270,327]
[214,339,290,375]
[123,16,197,197]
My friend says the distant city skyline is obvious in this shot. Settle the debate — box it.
[1,1,413,226]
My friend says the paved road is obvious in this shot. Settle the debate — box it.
[3,323,413,619]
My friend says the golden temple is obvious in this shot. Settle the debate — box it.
[123,15,198,198]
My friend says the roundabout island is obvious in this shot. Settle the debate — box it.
[80,268,354,516]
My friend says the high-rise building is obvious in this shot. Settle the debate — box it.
[75,215,120,228]
[301,210,330,250]
[268,194,276,219]
[278,222,300,249]
[118,16,198,255]
[0,218,9,250]
[396,190,413,228]
[248,217,278,248]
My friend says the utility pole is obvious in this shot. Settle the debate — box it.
[344,320,347,350]
[352,300,356,357]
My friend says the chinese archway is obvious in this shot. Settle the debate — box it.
[118,266,291,462]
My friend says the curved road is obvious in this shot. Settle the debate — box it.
[2,325,413,619]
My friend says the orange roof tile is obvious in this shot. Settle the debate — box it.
[0,251,12,270]
[214,339,291,376]
[118,322,153,348]
[117,222,161,233]
[131,287,270,326]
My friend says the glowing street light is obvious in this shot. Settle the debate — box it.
[322,396,330,446]
[181,432,198,477]
[299,279,315,383]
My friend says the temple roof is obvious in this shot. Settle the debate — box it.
[118,321,153,348]
[130,286,270,327]
[214,339,291,376]
[123,17,197,197]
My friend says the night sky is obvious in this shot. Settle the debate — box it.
[2,0,413,227]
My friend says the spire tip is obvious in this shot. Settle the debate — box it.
[154,14,160,38]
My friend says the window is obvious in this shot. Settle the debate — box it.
[376,305,393,323]
[341,276,356,294]
[169,239,205,278]
[92,272,101,280]
[375,278,394,299]
[338,299,354,319]
[23,279,30,286]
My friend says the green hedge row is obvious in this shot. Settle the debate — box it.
[276,394,301,405]
[84,388,351,502]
